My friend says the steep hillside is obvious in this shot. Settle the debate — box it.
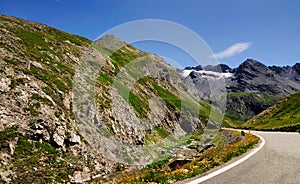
[74,34,221,167]
[0,14,117,183]
[244,92,300,131]
[0,14,223,183]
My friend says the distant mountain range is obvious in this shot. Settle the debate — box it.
[182,59,300,122]
[183,59,300,94]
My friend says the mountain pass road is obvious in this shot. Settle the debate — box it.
[186,131,300,184]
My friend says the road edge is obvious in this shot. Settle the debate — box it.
[185,131,265,184]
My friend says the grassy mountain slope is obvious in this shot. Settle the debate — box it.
[0,14,227,183]
[75,34,227,168]
[0,14,114,183]
[243,92,300,131]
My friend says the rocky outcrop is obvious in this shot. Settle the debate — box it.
[226,92,280,122]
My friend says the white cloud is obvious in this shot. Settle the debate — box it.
[212,42,252,59]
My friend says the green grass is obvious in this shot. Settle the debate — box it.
[98,73,113,85]
[129,92,149,118]
[110,45,138,73]
[154,126,169,138]
[126,76,182,119]
[42,86,54,96]
[244,92,300,130]
[0,126,18,142]
[14,137,34,156]
[31,93,51,104]
[111,76,181,119]
[54,78,67,91]
[55,61,75,76]
[151,79,181,110]
[145,156,172,169]
[93,47,128,104]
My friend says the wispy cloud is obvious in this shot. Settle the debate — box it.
[212,42,252,59]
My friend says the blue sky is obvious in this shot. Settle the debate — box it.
[0,0,299,68]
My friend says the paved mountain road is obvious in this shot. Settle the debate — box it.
[187,131,300,184]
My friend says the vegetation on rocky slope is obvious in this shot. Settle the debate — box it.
[0,14,262,183]
[225,92,282,124]
[243,92,300,131]
[0,14,111,183]
[90,34,222,148]
[111,130,259,184]
[0,14,220,183]
[0,127,86,183]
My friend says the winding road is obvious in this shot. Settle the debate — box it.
[185,131,300,184]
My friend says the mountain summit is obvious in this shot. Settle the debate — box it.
[228,59,300,95]
[95,34,128,51]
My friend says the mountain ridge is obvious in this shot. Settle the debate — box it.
[184,59,300,81]
[182,59,300,122]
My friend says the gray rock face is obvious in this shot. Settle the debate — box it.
[268,63,300,82]
[183,59,300,121]
[70,132,81,144]
[227,59,300,95]
[53,126,65,147]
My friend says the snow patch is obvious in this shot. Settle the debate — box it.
[182,70,194,78]
[181,69,234,79]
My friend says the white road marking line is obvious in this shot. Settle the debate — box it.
[186,131,265,184]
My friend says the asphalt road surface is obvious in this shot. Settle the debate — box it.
[188,131,300,184]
